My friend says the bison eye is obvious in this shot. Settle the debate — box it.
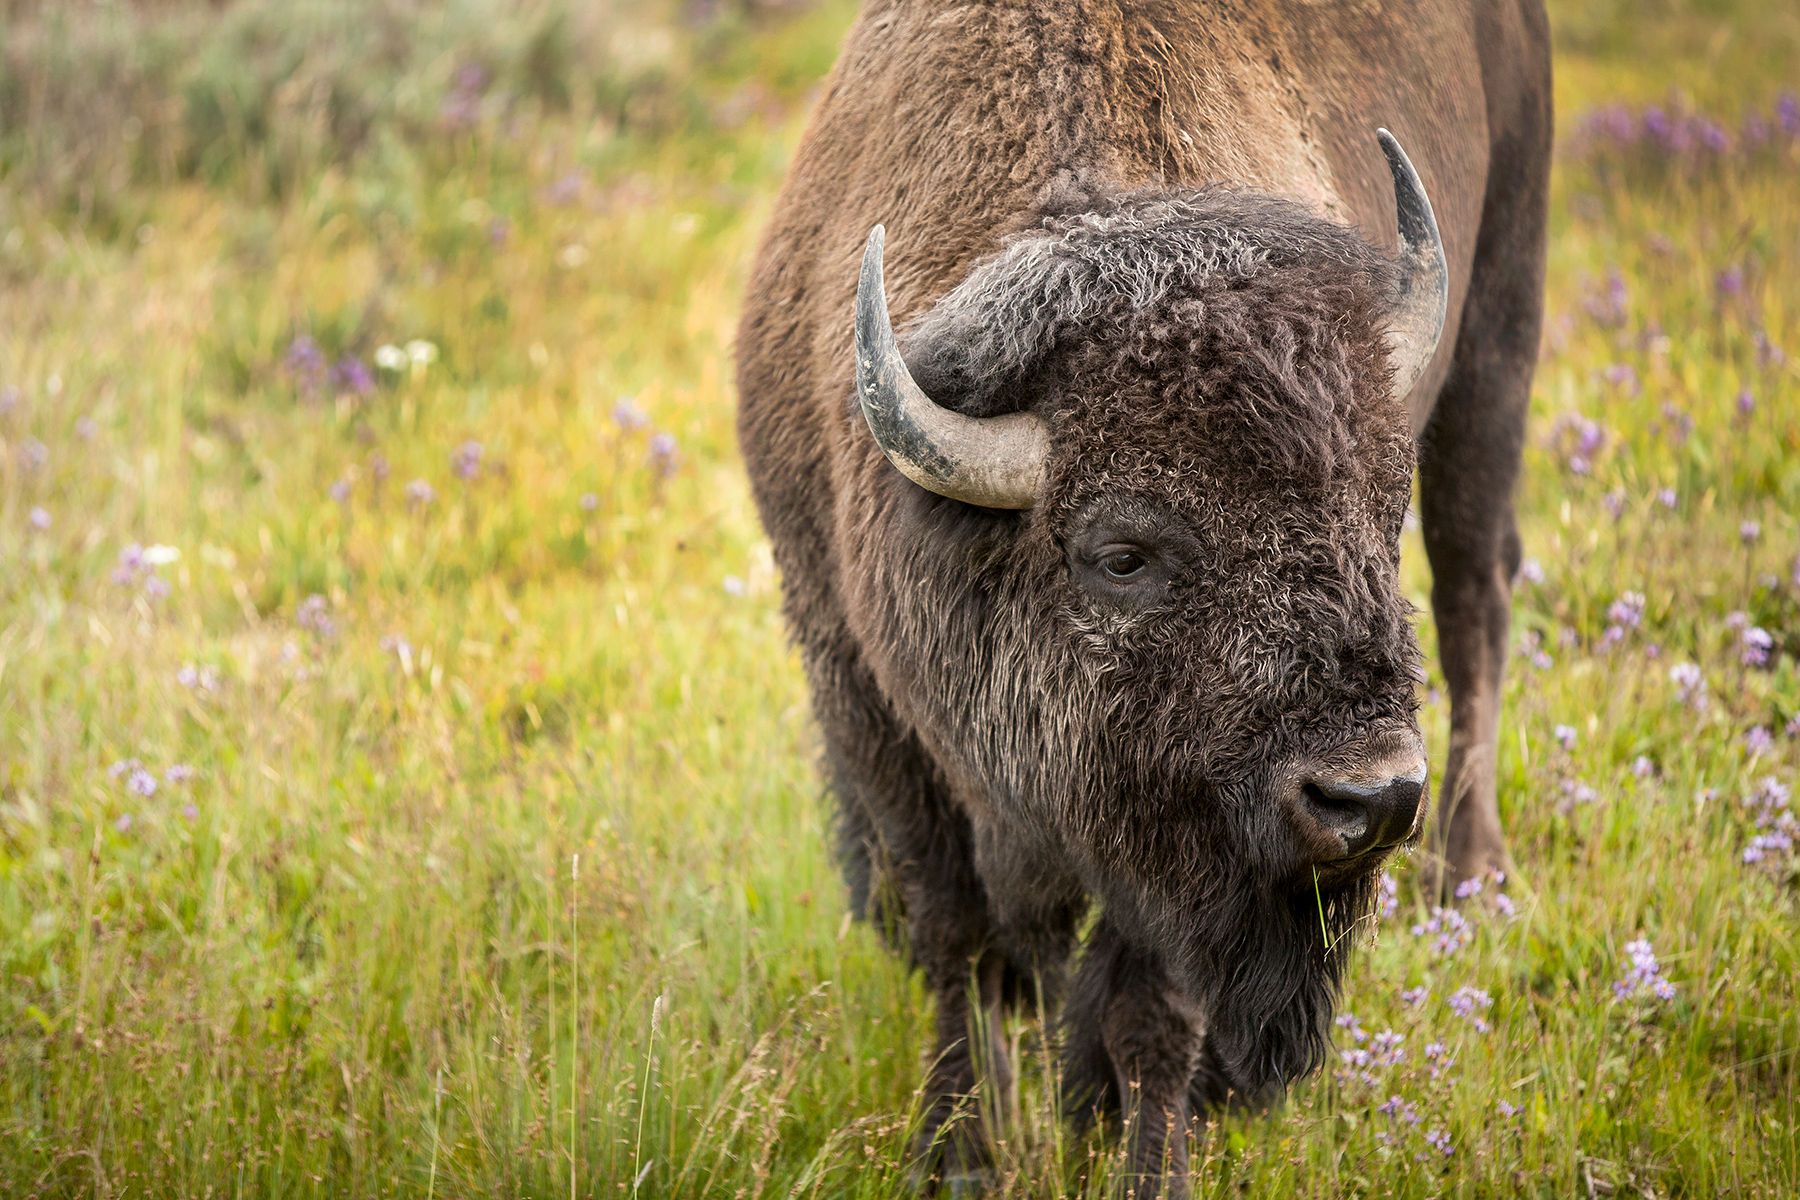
[1100,549,1147,580]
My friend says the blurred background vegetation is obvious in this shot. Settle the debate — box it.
[0,0,1797,1196]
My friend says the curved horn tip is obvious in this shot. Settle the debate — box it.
[1373,129,1449,397]
[855,225,895,389]
[860,224,886,282]
[1374,130,1437,252]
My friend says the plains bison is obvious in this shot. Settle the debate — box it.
[737,0,1550,1192]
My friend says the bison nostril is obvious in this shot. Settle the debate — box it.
[1296,772,1425,861]
[1300,782,1372,848]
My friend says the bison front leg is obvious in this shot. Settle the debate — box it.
[913,950,1012,1194]
[1062,923,1205,1199]
[1418,82,1550,896]
[808,651,1012,1191]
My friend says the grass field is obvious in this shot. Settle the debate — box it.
[2,0,1798,1195]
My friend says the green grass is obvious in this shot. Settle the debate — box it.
[1,0,1798,1195]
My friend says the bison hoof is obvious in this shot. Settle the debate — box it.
[939,1169,997,1198]
[903,1164,996,1198]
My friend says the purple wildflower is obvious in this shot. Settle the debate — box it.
[1740,520,1762,545]
[1745,726,1773,756]
[1448,986,1494,1032]
[1716,266,1746,299]
[1400,986,1429,1007]
[285,336,326,392]
[1779,92,1800,137]
[1378,870,1398,919]
[1550,412,1605,475]
[331,356,376,396]
[1631,755,1656,779]
[1584,269,1628,326]
[1656,487,1677,510]
[177,663,219,692]
[649,432,680,479]
[1602,363,1639,394]
[1608,592,1645,630]
[1554,723,1578,751]
[452,440,484,481]
[112,543,176,594]
[1379,1095,1420,1124]
[1669,662,1707,708]
[580,492,599,512]
[544,172,586,206]
[1560,778,1598,810]
[28,506,50,531]
[1741,778,1795,870]
[1755,330,1786,369]
[1410,906,1472,958]
[1742,626,1775,668]
[1601,590,1645,649]
[1519,629,1553,671]
[612,397,648,431]
[405,479,436,508]
[1613,938,1676,1003]
[441,61,489,128]
[330,478,352,504]
[1658,402,1695,445]
[297,594,336,639]
[1518,558,1544,586]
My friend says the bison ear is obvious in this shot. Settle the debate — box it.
[852,225,1049,509]
[1375,130,1448,399]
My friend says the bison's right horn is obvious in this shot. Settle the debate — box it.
[853,226,1048,510]
[1376,130,1449,399]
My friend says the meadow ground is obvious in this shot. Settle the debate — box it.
[1,0,1798,1195]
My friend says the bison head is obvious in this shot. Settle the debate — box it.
[848,135,1445,1102]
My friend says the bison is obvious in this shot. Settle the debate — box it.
[736,0,1550,1192]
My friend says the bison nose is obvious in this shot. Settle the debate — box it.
[1293,769,1426,862]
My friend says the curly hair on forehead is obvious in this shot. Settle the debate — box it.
[897,186,1412,483]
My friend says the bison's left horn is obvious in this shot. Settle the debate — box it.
[1376,129,1449,398]
[853,225,1048,509]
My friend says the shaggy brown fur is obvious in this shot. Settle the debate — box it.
[736,1,1550,1194]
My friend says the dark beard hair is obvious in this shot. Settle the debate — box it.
[1186,869,1379,1104]
[1057,862,1381,1127]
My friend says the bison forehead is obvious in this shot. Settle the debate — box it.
[1043,284,1414,493]
[902,186,1403,420]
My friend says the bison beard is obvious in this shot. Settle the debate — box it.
[1186,870,1376,1101]
[1062,851,1378,1122]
